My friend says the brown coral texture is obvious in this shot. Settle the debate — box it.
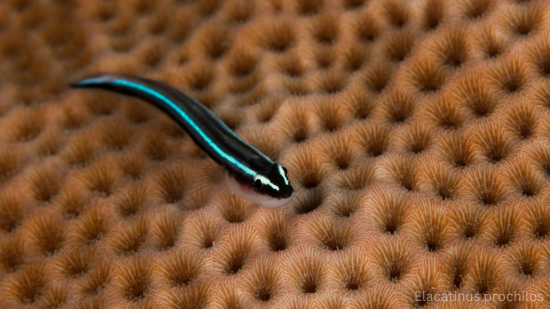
[2,0,550,308]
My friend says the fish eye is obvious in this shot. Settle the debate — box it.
[255,179,263,190]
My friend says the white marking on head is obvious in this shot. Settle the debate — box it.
[225,172,292,208]
[254,174,279,191]
[278,165,289,185]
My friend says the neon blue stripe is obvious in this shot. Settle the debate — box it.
[100,78,257,177]
[75,77,110,86]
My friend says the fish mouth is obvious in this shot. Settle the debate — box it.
[261,192,294,208]
[279,187,294,199]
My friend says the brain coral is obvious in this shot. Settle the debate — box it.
[1,0,550,308]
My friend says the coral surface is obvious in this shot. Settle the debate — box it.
[2,0,550,308]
